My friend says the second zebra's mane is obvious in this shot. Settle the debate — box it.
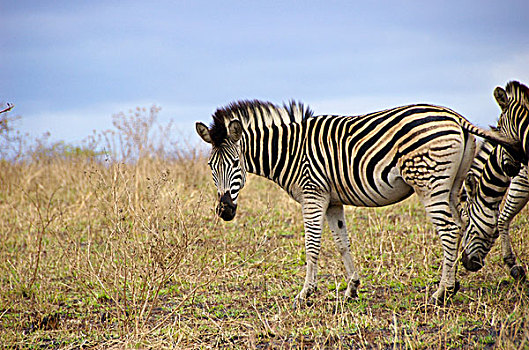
[208,100,313,146]
[506,81,529,108]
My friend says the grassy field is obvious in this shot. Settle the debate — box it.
[1,109,528,349]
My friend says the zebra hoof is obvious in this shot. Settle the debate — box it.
[343,290,358,302]
[510,265,526,281]
[292,297,313,309]
[448,281,461,295]
[293,288,315,308]
[429,281,460,305]
[344,280,360,300]
[428,295,445,306]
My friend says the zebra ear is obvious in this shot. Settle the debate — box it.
[196,122,212,144]
[494,87,509,112]
[228,120,243,142]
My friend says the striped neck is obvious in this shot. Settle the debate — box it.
[503,81,529,163]
[514,108,528,162]
[467,146,513,238]
[209,100,311,190]
[241,121,305,190]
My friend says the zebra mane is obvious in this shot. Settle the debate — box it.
[506,81,529,108]
[208,100,313,146]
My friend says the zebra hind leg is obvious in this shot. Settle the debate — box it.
[416,191,462,304]
[326,204,361,300]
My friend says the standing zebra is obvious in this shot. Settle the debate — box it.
[461,81,529,276]
[196,101,516,304]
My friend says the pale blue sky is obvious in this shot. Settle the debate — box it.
[2,1,529,145]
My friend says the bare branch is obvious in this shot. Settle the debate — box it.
[0,102,14,114]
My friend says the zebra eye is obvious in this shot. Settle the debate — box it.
[232,159,240,168]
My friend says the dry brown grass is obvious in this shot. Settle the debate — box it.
[0,107,528,348]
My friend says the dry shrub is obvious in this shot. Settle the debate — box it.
[77,162,185,335]
[0,106,210,345]
[0,104,27,162]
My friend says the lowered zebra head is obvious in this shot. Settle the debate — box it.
[461,145,520,272]
[196,116,246,221]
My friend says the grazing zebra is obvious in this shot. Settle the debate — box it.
[461,81,529,276]
[196,100,516,304]
[460,141,526,279]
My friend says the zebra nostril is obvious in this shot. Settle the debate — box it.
[217,191,237,220]
[219,192,233,205]
[462,251,483,272]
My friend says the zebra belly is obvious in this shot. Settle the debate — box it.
[330,168,414,207]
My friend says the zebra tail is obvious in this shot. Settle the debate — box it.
[461,121,522,158]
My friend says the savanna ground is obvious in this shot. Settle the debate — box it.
[1,107,528,349]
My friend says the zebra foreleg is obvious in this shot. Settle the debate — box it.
[326,204,361,300]
[294,193,329,307]
[498,171,528,281]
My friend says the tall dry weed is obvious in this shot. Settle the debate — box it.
[0,106,210,345]
[77,160,190,337]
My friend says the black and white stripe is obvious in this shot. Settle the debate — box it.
[460,142,524,277]
[461,81,528,278]
[495,81,529,163]
[498,169,529,274]
[196,100,516,304]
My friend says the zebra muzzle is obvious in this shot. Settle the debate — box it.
[461,251,483,272]
[217,192,237,221]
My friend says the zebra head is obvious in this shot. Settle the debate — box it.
[461,224,496,272]
[461,146,520,272]
[494,81,529,164]
[196,119,246,221]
